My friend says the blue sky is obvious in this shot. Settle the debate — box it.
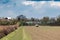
[0,0,60,18]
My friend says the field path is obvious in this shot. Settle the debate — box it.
[23,27,31,40]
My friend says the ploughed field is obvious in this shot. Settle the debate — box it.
[25,26,60,40]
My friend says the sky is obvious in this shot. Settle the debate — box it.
[0,0,60,19]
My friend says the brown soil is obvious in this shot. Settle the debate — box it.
[25,26,60,40]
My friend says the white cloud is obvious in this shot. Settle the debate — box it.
[33,1,46,9]
[22,1,60,9]
[22,1,35,6]
[22,1,46,9]
[40,1,46,5]
[50,1,60,7]
[22,1,46,6]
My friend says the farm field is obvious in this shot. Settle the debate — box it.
[1,26,60,40]
[25,26,60,40]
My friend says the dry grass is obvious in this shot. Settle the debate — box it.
[25,26,60,40]
[0,25,18,39]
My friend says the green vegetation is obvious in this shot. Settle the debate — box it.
[23,27,31,40]
[0,19,17,25]
[16,15,60,26]
[0,27,31,40]
[0,27,23,40]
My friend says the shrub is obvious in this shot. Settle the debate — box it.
[0,20,17,25]
[19,21,28,26]
[0,33,5,39]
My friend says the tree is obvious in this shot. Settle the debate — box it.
[57,16,60,22]
[40,16,49,25]
[43,17,49,23]
[56,15,60,25]
[49,18,56,23]
[17,15,27,26]
[17,15,27,21]
[31,17,35,21]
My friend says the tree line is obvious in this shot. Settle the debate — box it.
[17,15,60,26]
[0,15,60,26]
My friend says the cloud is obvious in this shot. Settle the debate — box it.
[50,2,60,7]
[22,1,35,6]
[22,1,46,5]
[22,1,60,10]
[22,1,46,9]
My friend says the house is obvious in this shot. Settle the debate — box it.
[5,17,12,20]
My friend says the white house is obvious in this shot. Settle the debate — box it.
[6,17,12,19]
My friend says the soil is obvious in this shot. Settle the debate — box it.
[25,26,60,40]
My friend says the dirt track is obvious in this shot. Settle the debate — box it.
[25,26,60,40]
